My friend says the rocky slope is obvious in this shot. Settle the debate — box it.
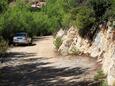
[55,21,115,86]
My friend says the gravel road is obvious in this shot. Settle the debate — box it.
[0,36,100,86]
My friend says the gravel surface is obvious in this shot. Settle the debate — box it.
[0,36,100,86]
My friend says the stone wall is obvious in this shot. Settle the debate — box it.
[55,21,115,86]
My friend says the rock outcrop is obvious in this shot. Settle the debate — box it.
[54,21,115,86]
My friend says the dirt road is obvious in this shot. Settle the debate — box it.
[0,36,99,86]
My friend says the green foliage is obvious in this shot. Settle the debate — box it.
[0,0,115,42]
[1,1,52,40]
[75,7,95,29]
[54,37,62,49]
[0,37,8,54]
[1,0,72,40]
[94,70,106,81]
[94,70,108,86]
[69,47,80,55]
[87,0,111,21]
[45,0,72,29]
[100,80,108,86]
[104,0,115,19]
[0,0,8,13]
[1,7,34,40]
[32,12,52,36]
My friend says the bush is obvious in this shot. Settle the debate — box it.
[75,7,95,30]
[1,7,34,40]
[94,70,106,81]
[1,5,52,40]
[100,80,108,86]
[94,70,108,86]
[87,0,111,21]
[1,0,72,40]
[0,37,8,54]
[104,0,115,20]
[0,0,8,13]
[69,47,80,55]
[54,37,62,49]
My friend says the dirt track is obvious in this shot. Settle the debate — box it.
[0,36,99,86]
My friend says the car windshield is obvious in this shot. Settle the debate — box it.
[15,33,27,37]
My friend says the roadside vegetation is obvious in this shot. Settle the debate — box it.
[0,0,114,54]
[53,37,62,49]
[94,70,108,86]
[0,37,8,54]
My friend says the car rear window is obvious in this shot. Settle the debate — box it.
[15,33,27,36]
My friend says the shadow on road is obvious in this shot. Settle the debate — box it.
[0,36,100,86]
[0,57,96,86]
[0,52,36,63]
[15,43,36,47]
[33,36,51,42]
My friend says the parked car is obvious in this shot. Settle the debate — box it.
[13,32,32,45]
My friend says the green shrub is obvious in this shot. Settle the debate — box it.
[100,80,108,86]
[69,47,80,55]
[94,70,106,81]
[1,6,52,39]
[54,37,62,49]
[0,0,8,13]
[94,70,108,86]
[1,7,34,40]
[0,37,8,54]
[104,2,115,20]
[87,0,111,21]
[75,6,95,30]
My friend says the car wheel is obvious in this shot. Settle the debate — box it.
[29,39,33,45]
[13,43,15,46]
[13,43,17,46]
[29,42,32,45]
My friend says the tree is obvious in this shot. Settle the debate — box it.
[104,0,115,19]
[87,0,111,21]
[0,0,8,13]
[75,7,95,29]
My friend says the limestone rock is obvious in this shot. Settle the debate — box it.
[107,46,115,86]
[56,29,65,38]
[55,21,115,85]
[58,26,77,55]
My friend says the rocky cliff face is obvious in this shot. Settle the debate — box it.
[55,21,115,86]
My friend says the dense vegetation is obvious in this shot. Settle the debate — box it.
[0,0,115,53]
